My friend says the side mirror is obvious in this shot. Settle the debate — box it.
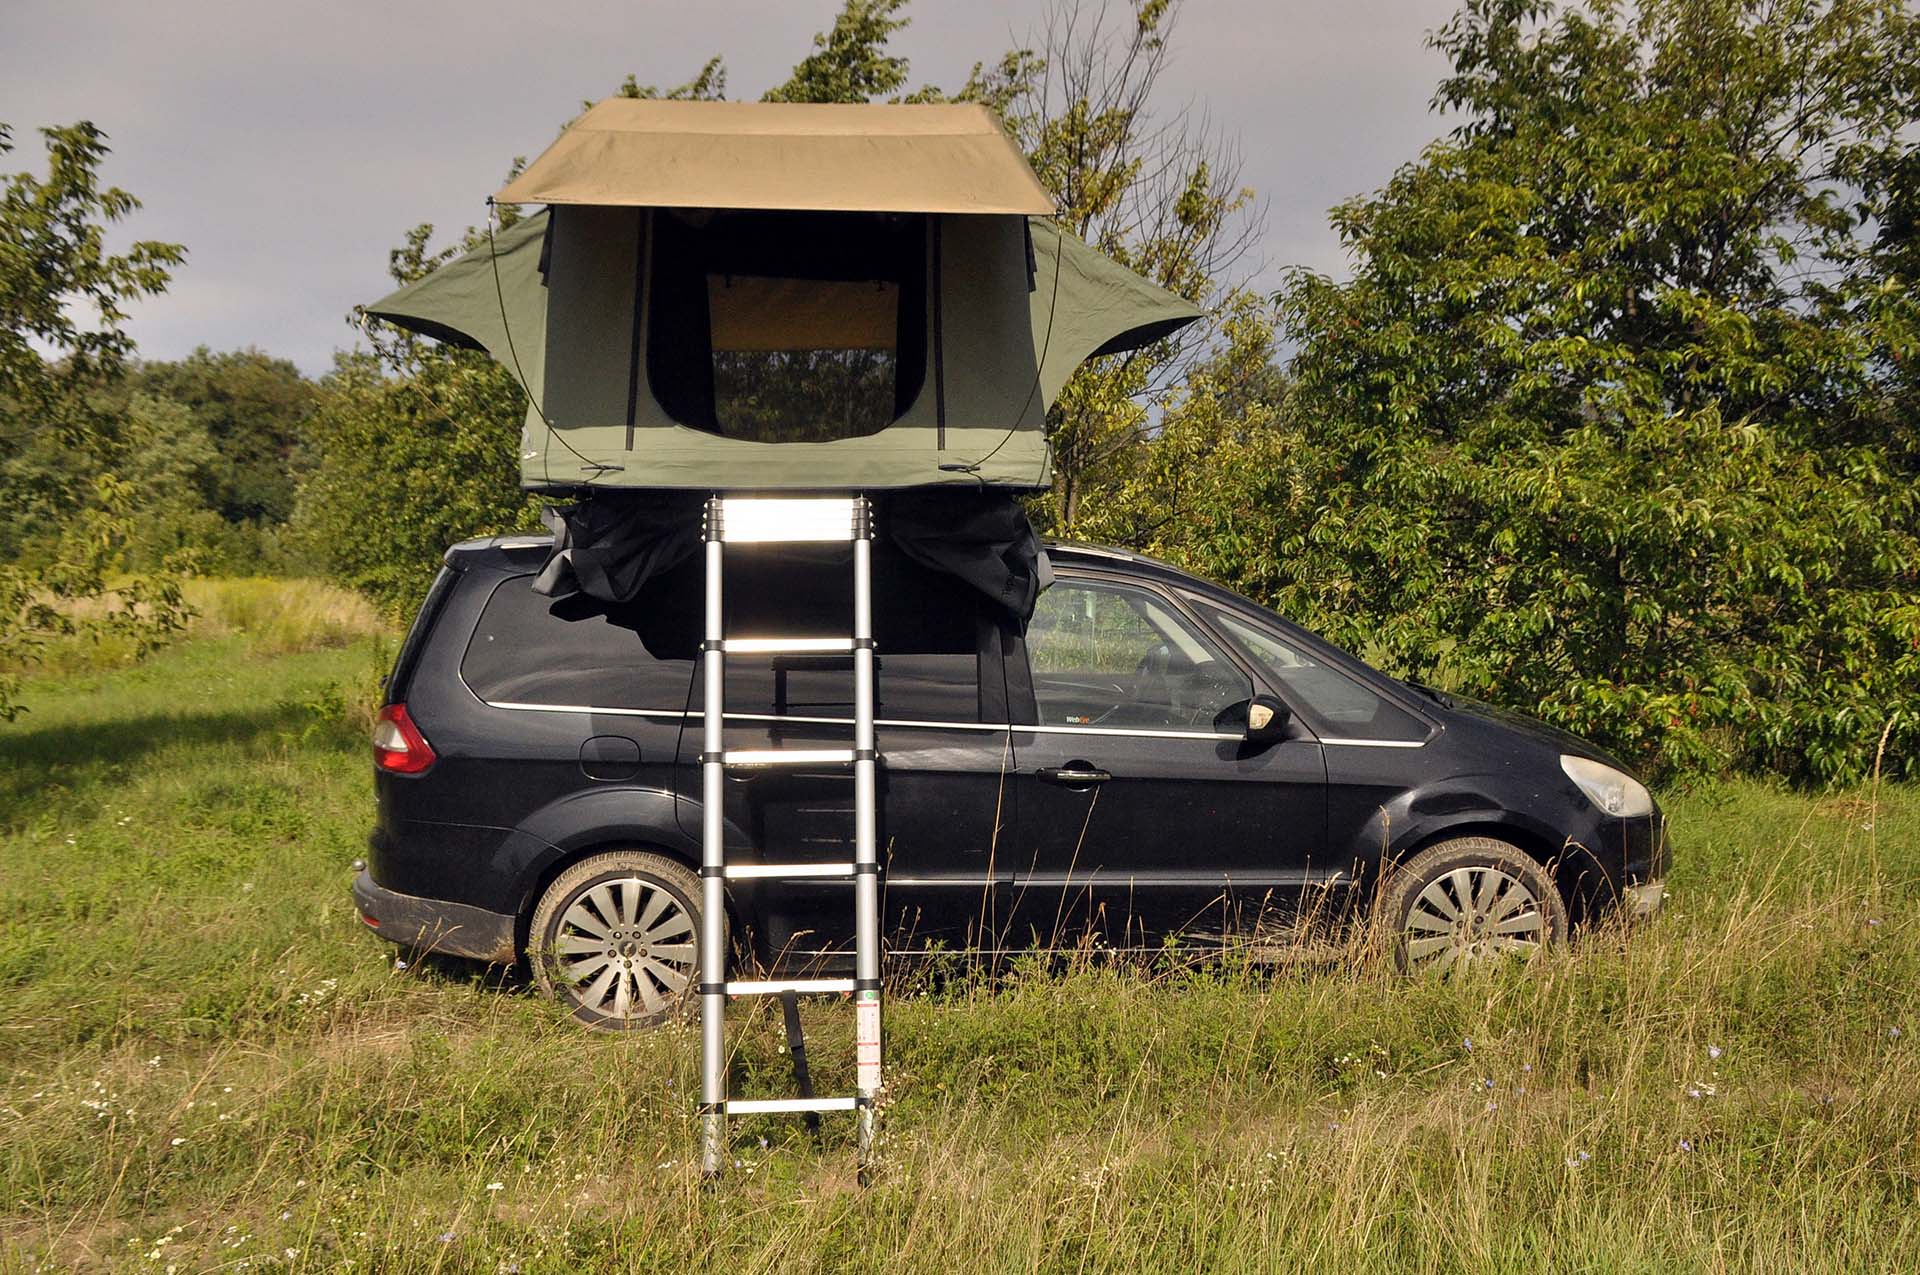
[1214,693,1290,744]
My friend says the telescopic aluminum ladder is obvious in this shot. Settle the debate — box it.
[698,494,882,1179]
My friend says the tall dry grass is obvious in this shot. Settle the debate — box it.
[0,615,1913,1271]
[13,577,389,680]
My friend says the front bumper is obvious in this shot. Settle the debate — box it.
[350,869,518,964]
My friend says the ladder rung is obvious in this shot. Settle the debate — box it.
[723,1097,859,1115]
[720,637,854,654]
[722,749,855,767]
[714,497,864,544]
[724,863,855,880]
[726,978,855,996]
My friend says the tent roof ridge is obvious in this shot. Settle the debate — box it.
[496,98,1055,214]
[570,99,1007,132]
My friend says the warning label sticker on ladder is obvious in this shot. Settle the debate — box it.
[855,990,881,1092]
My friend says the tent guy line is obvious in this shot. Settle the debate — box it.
[484,196,625,489]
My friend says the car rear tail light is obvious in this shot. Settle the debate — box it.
[373,703,436,774]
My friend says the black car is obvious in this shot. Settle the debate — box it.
[355,533,1667,1028]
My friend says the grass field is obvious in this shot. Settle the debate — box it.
[0,584,1915,1272]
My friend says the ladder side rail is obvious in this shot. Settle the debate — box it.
[694,493,883,1181]
[699,499,728,1177]
[851,500,883,1172]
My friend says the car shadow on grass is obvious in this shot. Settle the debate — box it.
[395,947,534,995]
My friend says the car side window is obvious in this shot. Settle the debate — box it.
[710,549,986,723]
[462,557,988,724]
[726,649,981,724]
[1024,578,1250,732]
[1202,606,1431,742]
[462,574,695,710]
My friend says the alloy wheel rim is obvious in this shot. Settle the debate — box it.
[1403,866,1545,973]
[553,877,697,1019]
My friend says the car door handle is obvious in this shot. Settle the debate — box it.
[1038,765,1111,787]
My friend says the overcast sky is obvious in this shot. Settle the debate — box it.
[3,0,1461,376]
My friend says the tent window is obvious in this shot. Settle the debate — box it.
[648,210,927,442]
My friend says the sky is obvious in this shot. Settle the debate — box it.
[2,0,1462,376]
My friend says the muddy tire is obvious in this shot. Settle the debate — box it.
[1377,837,1568,974]
[528,850,713,1031]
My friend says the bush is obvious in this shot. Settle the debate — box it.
[290,348,535,619]
[1106,0,1920,786]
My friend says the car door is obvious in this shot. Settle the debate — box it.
[1002,572,1330,949]
[1185,598,1438,888]
[673,546,1013,962]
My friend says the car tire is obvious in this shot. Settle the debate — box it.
[1377,836,1568,974]
[528,850,713,1031]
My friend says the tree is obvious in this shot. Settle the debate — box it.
[762,0,913,103]
[994,0,1261,534]
[1072,292,1291,558]
[0,122,190,719]
[613,57,728,104]
[295,226,536,615]
[1243,0,1920,783]
[131,347,316,525]
[114,392,234,570]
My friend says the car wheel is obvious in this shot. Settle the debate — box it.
[528,850,711,1031]
[1378,836,1568,974]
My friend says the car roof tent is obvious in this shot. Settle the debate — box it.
[359,107,1203,1156]
[363,100,1202,492]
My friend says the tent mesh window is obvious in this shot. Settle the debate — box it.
[648,210,928,443]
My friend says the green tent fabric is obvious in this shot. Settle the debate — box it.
[364,208,1198,493]
[361,101,1199,493]
[362,211,549,385]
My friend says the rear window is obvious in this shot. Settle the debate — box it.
[460,551,986,722]
[461,576,696,711]
[386,566,457,705]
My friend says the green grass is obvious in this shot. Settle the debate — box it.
[0,610,1915,1271]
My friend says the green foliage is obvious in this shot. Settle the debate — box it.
[761,0,914,103]
[0,121,191,719]
[993,0,1260,533]
[3,346,319,576]
[0,122,183,443]
[129,346,317,525]
[1074,293,1291,555]
[613,56,728,103]
[113,392,227,570]
[293,185,542,618]
[293,346,534,618]
[1114,0,1920,786]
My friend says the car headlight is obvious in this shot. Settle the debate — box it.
[1560,755,1653,818]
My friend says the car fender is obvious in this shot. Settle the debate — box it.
[1352,776,1607,883]
[500,785,732,914]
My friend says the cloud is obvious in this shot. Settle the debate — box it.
[2,0,1457,373]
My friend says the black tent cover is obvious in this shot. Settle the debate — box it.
[532,489,1052,623]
